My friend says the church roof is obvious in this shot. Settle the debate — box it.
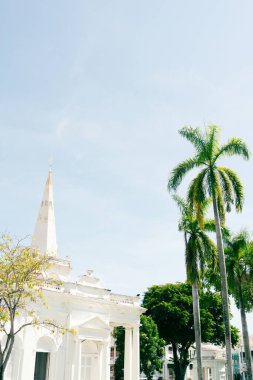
[32,169,58,257]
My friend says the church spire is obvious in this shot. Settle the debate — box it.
[32,169,58,257]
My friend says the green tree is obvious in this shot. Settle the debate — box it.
[140,315,165,380]
[143,282,239,380]
[225,231,253,380]
[168,125,250,380]
[114,327,125,380]
[173,195,217,380]
[114,315,165,380]
[0,235,71,380]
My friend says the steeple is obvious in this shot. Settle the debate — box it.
[32,169,58,257]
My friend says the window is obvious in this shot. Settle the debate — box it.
[33,352,49,380]
[81,354,92,380]
[110,347,114,359]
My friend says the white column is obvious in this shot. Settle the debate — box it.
[78,340,82,380]
[124,327,133,380]
[132,325,140,380]
[97,343,103,380]
[64,333,74,380]
[20,347,36,380]
[48,352,57,380]
[20,328,36,380]
[101,342,110,380]
[73,339,81,380]
[13,348,24,380]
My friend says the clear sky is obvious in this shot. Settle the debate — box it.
[1,1,253,333]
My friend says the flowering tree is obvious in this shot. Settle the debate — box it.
[0,235,71,380]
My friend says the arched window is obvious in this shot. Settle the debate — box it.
[33,336,57,380]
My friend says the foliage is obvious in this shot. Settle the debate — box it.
[114,315,165,380]
[173,195,217,380]
[0,234,72,378]
[225,230,253,310]
[168,125,250,223]
[114,326,125,380]
[173,194,217,284]
[140,315,165,380]
[143,283,239,380]
[225,230,253,380]
[167,125,250,380]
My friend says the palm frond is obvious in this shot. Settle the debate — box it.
[199,231,217,260]
[198,197,212,214]
[218,168,234,212]
[205,125,220,160]
[186,235,200,284]
[225,248,238,292]
[225,230,253,301]
[187,169,208,226]
[203,219,216,233]
[179,126,205,154]
[214,171,226,223]
[199,232,218,274]
[215,138,250,162]
[168,157,200,192]
[206,168,225,223]
[178,221,184,232]
[206,168,215,197]
[221,226,231,244]
[220,167,244,212]
[172,194,188,215]
[227,230,250,252]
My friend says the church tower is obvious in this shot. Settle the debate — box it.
[32,170,71,280]
[32,169,58,257]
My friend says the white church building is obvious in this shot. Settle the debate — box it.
[4,171,144,380]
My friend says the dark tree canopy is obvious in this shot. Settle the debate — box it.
[139,315,165,380]
[143,283,239,380]
[114,327,125,380]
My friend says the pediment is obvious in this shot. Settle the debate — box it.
[78,316,109,331]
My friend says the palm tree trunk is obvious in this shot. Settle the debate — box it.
[238,284,252,380]
[212,197,233,380]
[192,281,203,380]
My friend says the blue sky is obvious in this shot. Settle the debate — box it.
[1,1,253,331]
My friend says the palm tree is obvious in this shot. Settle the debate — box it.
[168,125,250,380]
[225,231,253,380]
[173,195,217,380]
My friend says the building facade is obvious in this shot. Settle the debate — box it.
[145,344,226,380]
[2,171,144,380]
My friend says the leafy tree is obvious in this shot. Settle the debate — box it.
[0,235,71,380]
[143,282,239,380]
[173,195,217,380]
[225,231,253,380]
[114,327,125,380]
[114,315,165,380]
[168,125,250,380]
[140,315,165,379]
